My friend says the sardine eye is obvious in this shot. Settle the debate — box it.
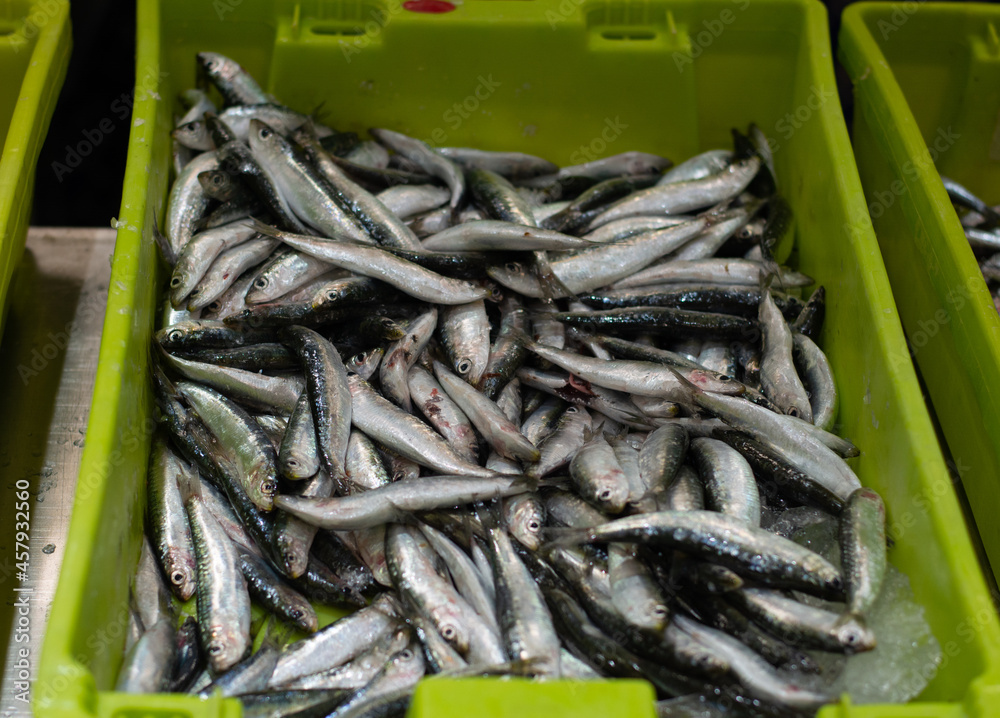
[254,277,269,289]
[327,291,339,301]
[565,406,578,414]
[653,605,669,619]
[168,330,183,343]
[393,471,406,481]
[170,277,181,287]
[718,375,731,382]
[787,407,801,418]
[399,649,414,661]
[262,481,277,493]
[440,625,458,641]
[208,643,222,655]
[207,301,220,312]
[505,262,520,273]
[456,359,472,374]
[286,459,298,467]
[599,489,612,501]
[527,520,540,532]
[258,126,273,140]
[212,174,225,186]
[171,571,186,585]
[291,609,304,619]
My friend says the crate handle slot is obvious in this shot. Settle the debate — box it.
[600,30,656,41]
[311,25,366,35]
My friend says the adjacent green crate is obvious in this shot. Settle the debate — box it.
[37,0,1000,716]
[838,4,1000,583]
[0,0,70,340]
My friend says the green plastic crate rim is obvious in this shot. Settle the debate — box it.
[838,3,1000,593]
[38,0,1000,716]
[0,0,70,342]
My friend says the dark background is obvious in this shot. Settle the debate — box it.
[27,0,942,227]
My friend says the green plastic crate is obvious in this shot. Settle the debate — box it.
[0,0,70,340]
[838,3,1000,584]
[36,0,1000,716]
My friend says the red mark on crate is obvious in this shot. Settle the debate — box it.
[403,0,456,12]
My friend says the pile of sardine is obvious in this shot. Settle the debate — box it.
[943,175,1000,312]
[123,51,900,717]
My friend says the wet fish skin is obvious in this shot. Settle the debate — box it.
[147,433,198,600]
[178,382,280,511]
[478,295,529,400]
[527,405,592,478]
[297,125,422,250]
[547,509,843,598]
[759,287,812,421]
[249,119,371,242]
[689,437,761,526]
[436,147,558,179]
[170,220,257,307]
[267,594,401,687]
[503,493,546,552]
[407,365,480,464]
[673,614,833,712]
[487,218,709,298]
[434,360,539,463]
[370,128,465,209]
[281,326,353,489]
[165,350,304,415]
[254,221,490,305]
[197,52,272,105]
[483,509,561,676]
[246,250,334,305]
[419,523,501,635]
[840,487,887,620]
[386,525,505,665]
[278,391,321,481]
[186,494,252,673]
[198,644,281,698]
[274,474,537,531]
[347,374,496,477]
[274,470,334,579]
[793,332,838,432]
[569,433,630,514]
[167,616,204,693]
[115,618,177,694]
[439,299,490,386]
[237,549,318,633]
[729,587,876,654]
[380,309,437,412]
[166,151,219,257]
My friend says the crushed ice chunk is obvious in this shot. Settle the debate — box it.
[655,695,729,718]
[775,509,943,704]
[769,506,837,543]
[833,568,941,703]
